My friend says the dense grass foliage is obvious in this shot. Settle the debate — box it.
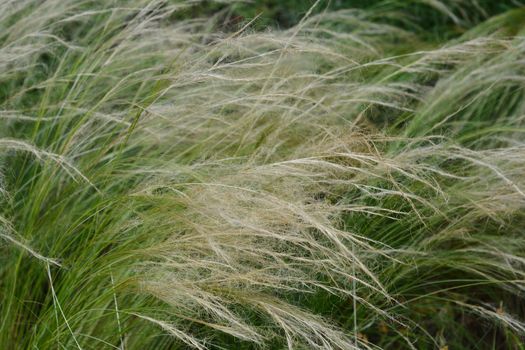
[1,1,525,349]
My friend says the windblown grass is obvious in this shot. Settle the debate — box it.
[1,1,525,349]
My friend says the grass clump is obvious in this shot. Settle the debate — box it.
[1,1,525,349]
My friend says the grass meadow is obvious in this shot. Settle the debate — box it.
[1,0,525,349]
